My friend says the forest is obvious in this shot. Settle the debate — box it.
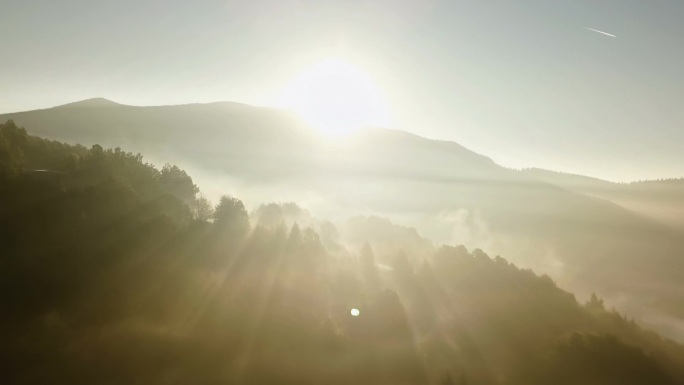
[2,119,684,385]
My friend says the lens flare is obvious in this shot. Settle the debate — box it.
[275,58,390,135]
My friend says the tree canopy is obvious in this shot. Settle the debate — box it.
[2,120,684,385]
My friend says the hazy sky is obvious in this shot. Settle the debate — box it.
[2,0,684,181]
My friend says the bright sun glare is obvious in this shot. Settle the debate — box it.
[276,58,390,135]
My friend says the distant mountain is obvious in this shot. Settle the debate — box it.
[523,168,684,229]
[0,99,313,170]
[56,97,123,108]
[3,99,684,339]
[0,98,499,181]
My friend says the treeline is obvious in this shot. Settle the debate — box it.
[2,119,684,384]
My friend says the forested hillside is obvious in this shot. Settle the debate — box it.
[2,119,684,384]
[5,101,684,341]
[523,168,684,230]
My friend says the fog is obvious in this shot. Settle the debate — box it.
[5,99,683,340]
[4,1,684,382]
[4,115,684,384]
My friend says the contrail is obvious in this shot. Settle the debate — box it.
[585,27,616,38]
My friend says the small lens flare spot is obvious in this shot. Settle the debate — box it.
[351,308,360,316]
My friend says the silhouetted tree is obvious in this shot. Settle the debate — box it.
[192,193,213,221]
[213,194,249,235]
[159,163,198,203]
[586,292,606,312]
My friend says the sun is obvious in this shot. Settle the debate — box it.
[275,58,390,135]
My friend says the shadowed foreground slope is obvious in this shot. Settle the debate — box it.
[2,121,684,384]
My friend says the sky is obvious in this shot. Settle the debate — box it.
[2,0,684,181]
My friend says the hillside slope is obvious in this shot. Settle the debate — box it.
[523,168,684,230]
[3,102,684,339]
[2,124,684,384]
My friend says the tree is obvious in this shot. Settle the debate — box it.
[192,194,213,222]
[286,223,303,252]
[213,195,250,235]
[521,333,673,385]
[159,163,198,204]
[0,120,26,176]
[254,203,285,228]
[586,292,605,312]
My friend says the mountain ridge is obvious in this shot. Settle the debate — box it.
[55,97,122,109]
